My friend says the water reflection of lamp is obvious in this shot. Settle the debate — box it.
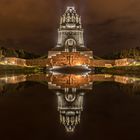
[56,88,84,133]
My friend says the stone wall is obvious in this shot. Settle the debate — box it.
[115,58,134,66]
[90,60,115,67]
[48,51,93,59]
[80,51,93,59]
[48,51,61,58]
[0,56,136,68]
[0,57,26,66]
[26,58,51,67]
[0,75,26,84]
[114,75,131,84]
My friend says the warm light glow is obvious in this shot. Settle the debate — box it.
[12,61,15,64]
[4,60,8,64]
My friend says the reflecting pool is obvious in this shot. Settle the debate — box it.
[0,72,140,140]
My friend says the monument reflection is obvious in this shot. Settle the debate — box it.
[48,74,92,132]
[0,72,140,132]
[56,89,84,132]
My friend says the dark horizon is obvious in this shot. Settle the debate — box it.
[0,0,140,56]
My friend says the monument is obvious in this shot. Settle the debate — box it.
[48,6,93,70]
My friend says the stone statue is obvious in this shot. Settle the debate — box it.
[76,15,79,23]
[60,17,63,24]
[79,17,81,25]
[63,15,66,23]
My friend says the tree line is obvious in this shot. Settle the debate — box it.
[103,47,140,60]
[0,46,40,59]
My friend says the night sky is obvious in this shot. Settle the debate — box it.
[0,0,140,56]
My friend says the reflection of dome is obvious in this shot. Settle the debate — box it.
[60,110,81,133]
[57,89,84,133]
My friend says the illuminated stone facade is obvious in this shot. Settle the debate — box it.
[48,6,93,69]
[49,52,91,69]
[0,56,136,68]
[115,58,135,66]
[57,6,84,48]
[0,57,26,66]
[0,8,137,68]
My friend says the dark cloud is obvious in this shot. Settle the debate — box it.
[0,0,140,56]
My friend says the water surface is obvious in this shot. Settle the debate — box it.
[0,73,140,140]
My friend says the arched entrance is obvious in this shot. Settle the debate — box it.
[65,38,77,52]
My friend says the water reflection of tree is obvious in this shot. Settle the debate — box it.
[0,82,38,96]
[119,82,140,96]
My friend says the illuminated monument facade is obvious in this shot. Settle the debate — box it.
[1,7,137,68]
[56,6,85,50]
[48,6,93,69]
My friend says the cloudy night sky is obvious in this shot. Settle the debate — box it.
[0,0,140,56]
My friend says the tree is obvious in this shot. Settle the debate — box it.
[0,49,4,58]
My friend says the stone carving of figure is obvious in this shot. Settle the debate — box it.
[69,8,73,13]
[76,15,79,23]
[63,15,66,23]
[72,14,75,22]
[66,13,71,22]
[60,17,63,24]
[79,17,81,25]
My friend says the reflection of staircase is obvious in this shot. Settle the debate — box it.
[48,75,92,89]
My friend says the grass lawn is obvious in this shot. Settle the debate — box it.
[100,66,140,75]
[0,64,41,74]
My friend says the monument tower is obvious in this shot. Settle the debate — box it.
[48,6,93,69]
[56,6,85,50]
